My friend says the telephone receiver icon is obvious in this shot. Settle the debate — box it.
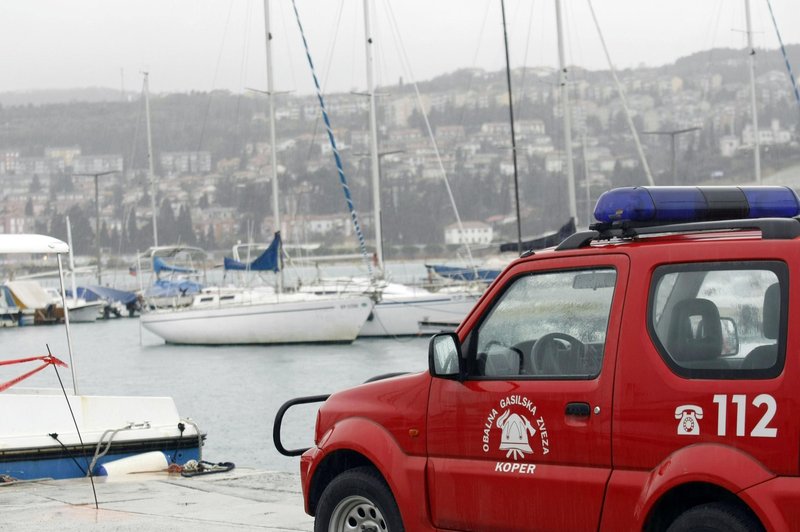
[674,405,703,419]
[675,405,703,435]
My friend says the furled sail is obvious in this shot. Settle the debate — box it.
[224,232,281,272]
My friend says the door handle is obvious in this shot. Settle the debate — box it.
[565,402,590,417]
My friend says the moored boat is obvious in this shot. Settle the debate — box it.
[140,289,373,345]
[0,234,203,481]
[140,236,373,345]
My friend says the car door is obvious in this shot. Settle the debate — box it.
[426,254,629,531]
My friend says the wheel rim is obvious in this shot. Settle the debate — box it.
[328,495,388,532]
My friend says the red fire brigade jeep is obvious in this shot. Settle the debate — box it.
[275,186,800,532]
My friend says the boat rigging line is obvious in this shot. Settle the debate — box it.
[47,344,98,510]
[586,0,654,187]
[290,0,374,279]
[765,0,800,113]
[382,0,478,274]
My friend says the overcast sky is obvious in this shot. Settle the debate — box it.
[2,0,798,96]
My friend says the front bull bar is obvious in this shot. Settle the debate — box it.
[273,394,330,457]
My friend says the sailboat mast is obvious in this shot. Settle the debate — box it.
[263,0,283,292]
[555,0,577,224]
[500,0,522,253]
[66,216,77,304]
[144,72,158,246]
[364,0,383,273]
[745,0,761,183]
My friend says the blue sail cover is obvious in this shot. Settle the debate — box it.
[224,233,281,272]
[426,265,500,283]
[153,256,196,275]
[75,285,138,305]
[144,279,203,298]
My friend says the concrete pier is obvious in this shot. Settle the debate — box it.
[0,469,313,531]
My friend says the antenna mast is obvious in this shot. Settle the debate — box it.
[143,72,158,246]
[745,0,762,183]
[555,0,577,225]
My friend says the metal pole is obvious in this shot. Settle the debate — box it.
[263,0,283,292]
[745,0,761,183]
[74,171,116,284]
[144,72,158,245]
[670,134,677,186]
[364,0,384,272]
[556,0,577,225]
[94,175,101,284]
[581,129,591,226]
[501,0,522,252]
[57,254,78,394]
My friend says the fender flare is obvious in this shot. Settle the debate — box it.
[635,443,774,523]
[310,417,429,530]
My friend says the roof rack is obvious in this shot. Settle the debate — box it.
[556,217,800,251]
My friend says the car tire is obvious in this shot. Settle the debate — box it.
[666,502,763,532]
[315,466,404,532]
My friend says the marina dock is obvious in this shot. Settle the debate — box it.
[1,469,312,531]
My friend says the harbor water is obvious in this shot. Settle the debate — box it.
[0,317,431,473]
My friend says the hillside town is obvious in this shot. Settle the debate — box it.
[0,46,798,260]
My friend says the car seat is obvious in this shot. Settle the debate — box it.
[666,298,727,369]
[741,283,779,370]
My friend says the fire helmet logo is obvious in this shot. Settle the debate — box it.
[496,410,536,460]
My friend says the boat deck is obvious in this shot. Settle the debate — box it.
[1,469,312,531]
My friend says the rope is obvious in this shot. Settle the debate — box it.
[175,460,235,477]
[0,355,67,393]
[290,0,373,278]
[765,0,800,112]
[49,347,98,509]
[88,422,152,475]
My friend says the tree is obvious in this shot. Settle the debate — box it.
[24,198,33,216]
[125,206,139,253]
[176,204,196,245]
[205,225,217,251]
[157,200,178,244]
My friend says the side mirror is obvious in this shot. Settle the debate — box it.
[720,317,739,356]
[429,332,463,379]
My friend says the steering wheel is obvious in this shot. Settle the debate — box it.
[483,340,524,375]
[531,332,585,375]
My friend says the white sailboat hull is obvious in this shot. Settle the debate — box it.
[0,391,202,480]
[360,291,479,337]
[140,294,373,345]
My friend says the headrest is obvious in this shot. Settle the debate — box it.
[763,283,780,341]
[667,298,722,362]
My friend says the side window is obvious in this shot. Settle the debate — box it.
[649,262,787,379]
[472,268,616,379]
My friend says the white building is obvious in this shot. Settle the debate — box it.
[444,222,493,245]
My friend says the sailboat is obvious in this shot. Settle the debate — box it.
[0,234,202,480]
[139,0,372,345]
[290,0,481,336]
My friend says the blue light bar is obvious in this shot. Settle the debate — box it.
[594,186,800,224]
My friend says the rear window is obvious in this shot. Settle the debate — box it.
[649,261,787,379]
